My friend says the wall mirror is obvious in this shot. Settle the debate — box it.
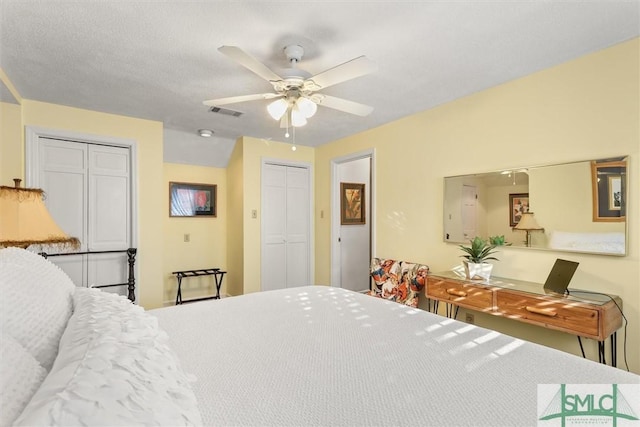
[443,156,628,256]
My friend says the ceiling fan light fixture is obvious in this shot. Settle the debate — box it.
[291,107,307,127]
[267,99,288,120]
[296,97,317,118]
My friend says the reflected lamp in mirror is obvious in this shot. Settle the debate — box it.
[0,179,80,249]
[514,212,544,247]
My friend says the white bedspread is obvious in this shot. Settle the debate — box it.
[152,286,638,426]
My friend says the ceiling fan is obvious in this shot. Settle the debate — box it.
[203,45,377,127]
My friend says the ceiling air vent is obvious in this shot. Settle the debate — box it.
[208,106,243,117]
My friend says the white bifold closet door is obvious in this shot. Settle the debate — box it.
[261,163,310,292]
[37,138,131,295]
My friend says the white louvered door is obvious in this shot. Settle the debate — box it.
[261,162,311,291]
[35,137,131,295]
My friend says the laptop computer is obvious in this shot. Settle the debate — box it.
[543,259,579,295]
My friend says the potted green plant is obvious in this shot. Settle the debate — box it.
[489,235,511,246]
[459,236,499,280]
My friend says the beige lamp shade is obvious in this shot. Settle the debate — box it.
[514,212,544,230]
[514,212,543,247]
[0,185,80,249]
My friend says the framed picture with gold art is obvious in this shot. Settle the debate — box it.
[340,182,365,225]
[509,193,529,227]
[591,160,626,222]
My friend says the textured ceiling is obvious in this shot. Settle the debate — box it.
[1,1,638,167]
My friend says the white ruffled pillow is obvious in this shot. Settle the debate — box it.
[15,288,202,426]
[0,247,75,371]
[0,332,47,427]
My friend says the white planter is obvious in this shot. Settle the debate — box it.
[462,261,493,281]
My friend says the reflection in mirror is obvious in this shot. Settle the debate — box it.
[443,156,627,256]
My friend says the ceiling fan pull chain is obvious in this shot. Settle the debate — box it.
[284,110,290,138]
[291,125,297,152]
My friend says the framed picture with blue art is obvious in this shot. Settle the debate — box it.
[591,159,626,222]
[169,182,217,217]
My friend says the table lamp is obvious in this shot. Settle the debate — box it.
[514,212,544,247]
[0,179,80,249]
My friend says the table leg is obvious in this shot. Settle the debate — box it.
[577,336,586,358]
[445,303,457,318]
[598,341,606,365]
[175,276,183,305]
[213,273,224,299]
[611,332,617,368]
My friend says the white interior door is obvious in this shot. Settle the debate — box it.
[261,162,311,291]
[337,157,371,292]
[34,137,131,295]
[262,164,288,292]
[39,139,88,285]
[89,144,131,251]
[462,184,477,241]
[285,166,310,287]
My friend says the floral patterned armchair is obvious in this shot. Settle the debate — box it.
[369,258,429,307]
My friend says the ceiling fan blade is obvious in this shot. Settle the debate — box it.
[308,56,377,90]
[314,94,373,117]
[218,46,282,83]
[203,93,281,107]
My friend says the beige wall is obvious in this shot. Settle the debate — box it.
[2,99,166,309]
[225,138,244,297]
[315,38,639,373]
[162,163,227,305]
[0,101,22,183]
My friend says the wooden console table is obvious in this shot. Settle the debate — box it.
[172,268,226,305]
[426,271,623,366]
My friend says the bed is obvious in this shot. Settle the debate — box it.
[547,230,626,254]
[2,247,638,426]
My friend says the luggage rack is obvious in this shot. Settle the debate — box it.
[172,268,226,305]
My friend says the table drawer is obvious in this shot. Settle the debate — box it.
[427,277,493,310]
[496,290,599,338]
